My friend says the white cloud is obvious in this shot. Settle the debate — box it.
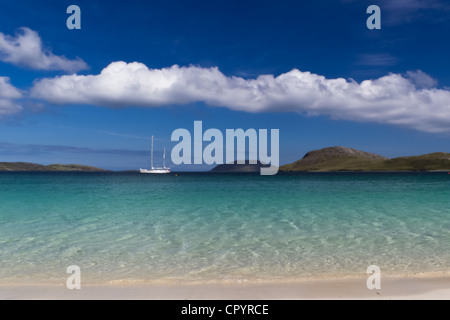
[0,76,22,117]
[0,99,22,117]
[406,70,438,88]
[0,77,22,99]
[0,27,88,72]
[31,61,450,133]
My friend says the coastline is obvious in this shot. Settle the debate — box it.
[2,276,450,300]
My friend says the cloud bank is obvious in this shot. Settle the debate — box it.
[31,61,450,133]
[0,141,147,157]
[0,28,88,72]
[0,77,22,118]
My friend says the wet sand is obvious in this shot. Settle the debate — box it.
[1,276,450,300]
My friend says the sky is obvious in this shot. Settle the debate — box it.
[0,0,450,171]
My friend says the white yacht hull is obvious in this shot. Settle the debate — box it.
[140,168,171,174]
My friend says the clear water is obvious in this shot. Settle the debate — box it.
[0,172,449,285]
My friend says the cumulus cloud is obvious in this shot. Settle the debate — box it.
[31,61,450,133]
[0,76,22,118]
[0,27,88,72]
[0,77,22,99]
[406,70,438,88]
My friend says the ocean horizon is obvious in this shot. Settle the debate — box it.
[0,171,449,285]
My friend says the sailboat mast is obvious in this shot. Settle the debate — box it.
[151,135,154,169]
[163,147,166,169]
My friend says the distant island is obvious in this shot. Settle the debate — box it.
[280,146,450,172]
[3,146,450,173]
[0,162,108,172]
[210,146,450,173]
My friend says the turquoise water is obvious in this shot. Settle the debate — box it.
[0,172,449,285]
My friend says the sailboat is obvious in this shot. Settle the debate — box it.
[140,136,171,174]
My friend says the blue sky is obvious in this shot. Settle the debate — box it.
[1,0,450,170]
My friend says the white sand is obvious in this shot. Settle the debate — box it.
[1,277,450,300]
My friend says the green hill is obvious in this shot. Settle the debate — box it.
[0,162,108,172]
[280,146,388,172]
[377,152,450,171]
[280,147,450,172]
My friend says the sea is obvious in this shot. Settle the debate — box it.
[0,172,449,285]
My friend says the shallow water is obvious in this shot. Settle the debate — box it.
[0,172,449,284]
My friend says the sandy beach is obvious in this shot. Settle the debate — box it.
[1,276,450,300]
